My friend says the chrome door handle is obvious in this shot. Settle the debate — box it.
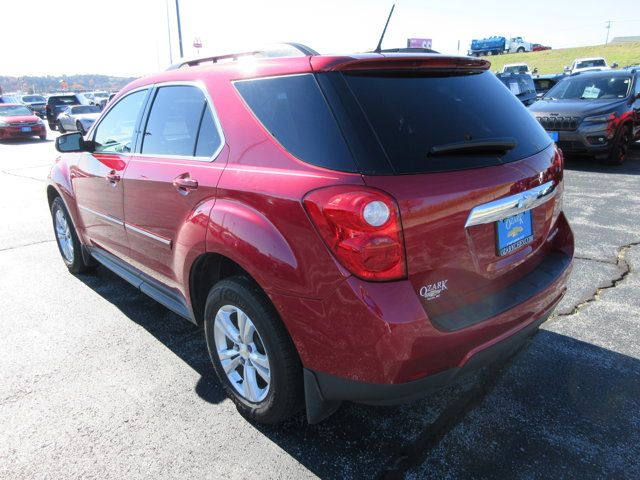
[106,170,121,185]
[172,175,198,194]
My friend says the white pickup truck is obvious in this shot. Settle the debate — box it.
[565,57,611,74]
[506,37,533,54]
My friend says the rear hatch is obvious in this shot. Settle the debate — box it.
[315,57,565,330]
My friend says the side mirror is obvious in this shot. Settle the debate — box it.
[612,63,619,69]
[55,132,88,153]
[532,68,539,75]
[563,65,569,72]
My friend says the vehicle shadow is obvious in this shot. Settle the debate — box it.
[563,142,640,175]
[0,138,53,145]
[76,268,640,479]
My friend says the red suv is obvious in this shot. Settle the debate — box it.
[48,47,573,424]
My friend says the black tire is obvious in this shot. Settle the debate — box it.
[57,121,65,133]
[51,196,97,274]
[605,125,632,165]
[48,122,56,130]
[517,47,525,53]
[204,276,303,424]
[76,121,85,134]
[39,134,47,141]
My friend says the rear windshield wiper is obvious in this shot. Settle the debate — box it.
[429,137,517,156]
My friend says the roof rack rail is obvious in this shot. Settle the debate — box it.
[166,42,319,70]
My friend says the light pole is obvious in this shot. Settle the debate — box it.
[605,20,611,44]
[175,0,184,58]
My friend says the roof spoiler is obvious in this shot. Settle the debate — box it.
[322,56,491,73]
[166,42,319,70]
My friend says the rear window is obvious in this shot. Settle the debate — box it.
[234,74,356,172]
[49,96,79,106]
[341,71,551,174]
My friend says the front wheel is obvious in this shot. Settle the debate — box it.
[51,197,96,274]
[517,47,525,53]
[57,121,66,133]
[605,125,632,165]
[204,276,303,424]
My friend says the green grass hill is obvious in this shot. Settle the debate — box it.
[483,42,640,75]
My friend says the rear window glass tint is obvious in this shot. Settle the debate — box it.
[343,71,552,174]
[235,74,356,172]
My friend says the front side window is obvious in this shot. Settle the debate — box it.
[142,85,216,157]
[93,89,147,154]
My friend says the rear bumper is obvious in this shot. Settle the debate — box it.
[305,302,554,408]
[0,125,46,139]
[272,213,572,418]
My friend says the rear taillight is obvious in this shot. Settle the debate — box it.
[552,145,564,182]
[303,186,406,281]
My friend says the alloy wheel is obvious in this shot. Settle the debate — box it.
[213,305,271,403]
[54,208,74,263]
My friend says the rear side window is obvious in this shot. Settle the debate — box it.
[235,74,356,172]
[342,71,552,174]
[142,85,220,158]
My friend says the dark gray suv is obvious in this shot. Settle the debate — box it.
[529,70,640,164]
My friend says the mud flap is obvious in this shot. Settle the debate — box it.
[303,369,342,424]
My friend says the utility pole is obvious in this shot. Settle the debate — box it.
[175,0,184,58]
[166,0,173,64]
[605,20,611,44]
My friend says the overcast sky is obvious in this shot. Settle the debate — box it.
[1,0,639,77]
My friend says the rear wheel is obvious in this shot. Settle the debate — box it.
[48,122,56,130]
[204,276,303,424]
[605,125,631,165]
[51,196,96,274]
[39,134,47,141]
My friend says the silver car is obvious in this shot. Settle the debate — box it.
[56,105,101,134]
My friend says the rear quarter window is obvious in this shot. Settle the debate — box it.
[234,74,357,172]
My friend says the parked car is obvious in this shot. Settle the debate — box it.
[0,94,21,104]
[48,48,573,425]
[565,57,610,75]
[533,73,567,98]
[532,44,552,52]
[96,93,116,110]
[19,94,47,118]
[55,104,101,134]
[46,93,81,130]
[496,72,537,106]
[501,63,532,75]
[529,70,640,164]
[0,104,46,141]
[89,91,110,107]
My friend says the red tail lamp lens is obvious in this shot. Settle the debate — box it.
[303,186,406,281]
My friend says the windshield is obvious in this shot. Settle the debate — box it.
[545,75,631,100]
[498,75,536,95]
[93,92,109,98]
[576,59,606,69]
[503,65,528,74]
[71,105,101,114]
[22,95,46,103]
[0,105,33,116]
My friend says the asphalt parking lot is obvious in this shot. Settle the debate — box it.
[1,132,639,479]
